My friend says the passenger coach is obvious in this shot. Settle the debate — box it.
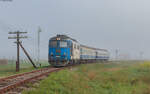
[48,35,109,67]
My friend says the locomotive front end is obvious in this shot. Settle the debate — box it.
[48,35,71,67]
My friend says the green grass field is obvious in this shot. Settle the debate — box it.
[0,60,49,78]
[23,61,150,94]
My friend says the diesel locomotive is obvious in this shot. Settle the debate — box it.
[48,35,109,67]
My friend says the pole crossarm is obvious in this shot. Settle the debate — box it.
[8,36,28,39]
[8,31,27,34]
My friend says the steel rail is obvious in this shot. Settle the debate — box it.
[0,68,50,82]
[0,67,62,94]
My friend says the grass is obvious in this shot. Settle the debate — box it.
[0,60,50,78]
[22,61,150,94]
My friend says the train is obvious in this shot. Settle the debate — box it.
[48,35,109,67]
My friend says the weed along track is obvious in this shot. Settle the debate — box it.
[0,67,63,94]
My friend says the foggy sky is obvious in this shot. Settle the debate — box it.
[0,0,150,60]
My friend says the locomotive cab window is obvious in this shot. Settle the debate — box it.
[49,41,57,47]
[60,41,67,47]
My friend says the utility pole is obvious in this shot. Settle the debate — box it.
[8,31,37,72]
[115,49,119,61]
[139,51,144,60]
[8,31,28,72]
[37,27,42,65]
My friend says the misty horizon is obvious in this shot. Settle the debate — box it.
[0,0,150,60]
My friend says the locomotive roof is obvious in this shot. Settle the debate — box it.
[50,34,77,42]
[80,44,108,52]
[50,35,108,52]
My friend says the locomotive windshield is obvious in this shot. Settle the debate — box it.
[49,40,68,48]
[49,41,57,47]
[60,41,67,47]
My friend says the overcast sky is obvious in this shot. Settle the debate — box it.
[0,0,150,60]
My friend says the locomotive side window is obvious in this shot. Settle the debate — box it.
[77,45,79,50]
[50,41,57,47]
[74,44,76,49]
[60,41,67,47]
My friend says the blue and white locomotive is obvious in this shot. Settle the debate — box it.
[48,35,109,67]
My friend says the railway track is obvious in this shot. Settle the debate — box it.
[0,67,63,94]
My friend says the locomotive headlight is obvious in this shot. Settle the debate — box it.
[56,38,60,40]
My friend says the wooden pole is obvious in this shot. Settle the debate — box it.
[16,31,20,72]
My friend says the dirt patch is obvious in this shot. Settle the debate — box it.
[87,71,96,80]
[103,68,121,72]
